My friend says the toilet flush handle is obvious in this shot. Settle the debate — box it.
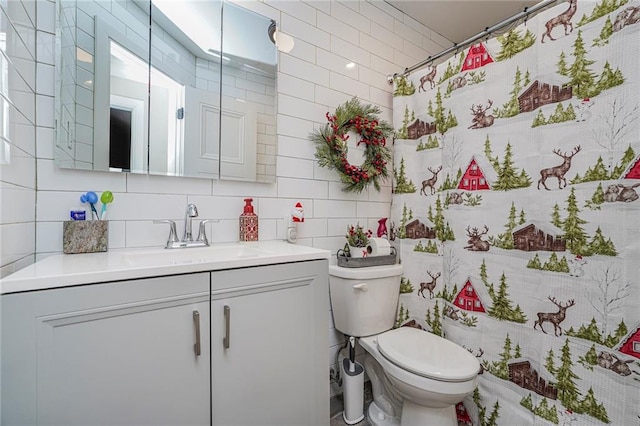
[353,283,368,292]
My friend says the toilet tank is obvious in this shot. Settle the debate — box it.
[329,264,403,337]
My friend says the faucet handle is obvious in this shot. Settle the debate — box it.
[196,219,219,245]
[154,220,179,247]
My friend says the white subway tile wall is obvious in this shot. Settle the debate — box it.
[0,0,449,394]
[0,0,37,276]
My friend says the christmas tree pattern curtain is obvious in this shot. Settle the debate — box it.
[391,0,639,424]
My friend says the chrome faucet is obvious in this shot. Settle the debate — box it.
[183,203,199,242]
[154,203,218,249]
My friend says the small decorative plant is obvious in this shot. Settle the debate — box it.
[346,224,372,248]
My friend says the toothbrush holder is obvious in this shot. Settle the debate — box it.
[63,221,109,254]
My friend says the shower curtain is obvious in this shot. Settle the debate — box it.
[391,1,639,424]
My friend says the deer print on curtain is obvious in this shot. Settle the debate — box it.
[392,0,640,424]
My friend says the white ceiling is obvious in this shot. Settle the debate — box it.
[387,0,541,44]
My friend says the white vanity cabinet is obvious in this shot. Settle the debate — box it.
[1,273,212,426]
[210,260,328,426]
[1,253,329,426]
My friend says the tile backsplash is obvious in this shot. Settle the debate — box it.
[0,0,448,393]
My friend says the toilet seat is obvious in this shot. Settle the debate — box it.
[376,327,479,382]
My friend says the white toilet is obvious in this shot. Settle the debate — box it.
[329,264,480,426]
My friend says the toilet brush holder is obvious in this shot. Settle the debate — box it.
[341,358,365,425]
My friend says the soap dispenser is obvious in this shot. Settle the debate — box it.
[239,198,258,242]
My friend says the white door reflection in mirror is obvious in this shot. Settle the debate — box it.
[94,18,150,174]
[148,68,184,177]
[108,42,147,173]
[220,97,256,181]
[184,89,256,180]
[184,86,220,179]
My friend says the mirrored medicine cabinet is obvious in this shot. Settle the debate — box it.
[55,0,277,182]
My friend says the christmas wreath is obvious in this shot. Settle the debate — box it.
[310,98,393,193]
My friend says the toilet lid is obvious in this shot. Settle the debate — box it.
[377,327,480,382]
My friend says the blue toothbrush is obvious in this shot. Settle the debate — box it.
[80,192,100,220]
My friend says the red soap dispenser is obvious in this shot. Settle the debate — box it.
[239,198,258,241]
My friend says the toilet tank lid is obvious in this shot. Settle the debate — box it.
[329,264,403,279]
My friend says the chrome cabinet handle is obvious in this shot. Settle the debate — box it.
[223,305,230,349]
[193,310,201,357]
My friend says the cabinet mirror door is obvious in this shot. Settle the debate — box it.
[220,2,277,182]
[149,0,223,178]
[55,0,151,173]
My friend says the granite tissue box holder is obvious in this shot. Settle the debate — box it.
[63,221,109,254]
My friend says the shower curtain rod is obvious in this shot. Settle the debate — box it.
[387,0,558,83]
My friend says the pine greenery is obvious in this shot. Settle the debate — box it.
[495,67,525,118]
[492,142,532,190]
[399,276,414,294]
[416,134,439,151]
[433,196,455,241]
[484,135,500,169]
[611,145,635,178]
[565,30,625,98]
[574,146,636,183]
[579,387,610,423]
[462,192,483,206]
[397,204,413,239]
[393,75,416,96]
[551,203,563,228]
[425,300,443,336]
[592,16,613,47]
[460,311,478,327]
[432,88,458,135]
[496,28,536,61]
[414,240,439,253]
[577,0,629,27]
[532,398,559,424]
[566,318,628,348]
[311,97,394,192]
[562,188,590,255]
[394,158,417,193]
[555,339,581,411]
[395,304,410,328]
[531,103,576,127]
[467,70,486,85]
[584,183,605,210]
[578,344,598,370]
[531,109,547,127]
[567,31,598,98]
[545,349,557,376]
[527,253,571,273]
[486,334,513,379]
[436,283,457,302]
[438,168,463,191]
[527,254,543,269]
[557,51,569,76]
[588,227,617,256]
[597,61,624,92]
[487,273,527,323]
[395,105,415,139]
[488,202,517,248]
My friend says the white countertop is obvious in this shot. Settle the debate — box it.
[1,241,331,294]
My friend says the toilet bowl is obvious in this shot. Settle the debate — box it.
[360,327,479,426]
[329,264,480,426]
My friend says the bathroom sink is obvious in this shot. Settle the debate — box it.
[121,244,267,267]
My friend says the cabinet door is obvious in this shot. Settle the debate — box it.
[210,261,329,426]
[2,273,211,426]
